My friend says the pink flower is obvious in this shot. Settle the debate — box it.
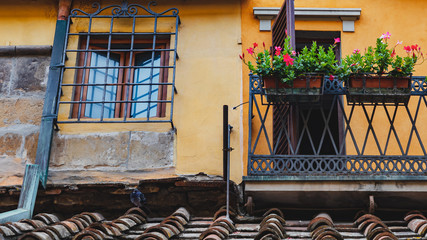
[291,51,296,56]
[353,49,360,54]
[283,53,294,66]
[329,75,334,81]
[380,32,391,40]
[404,45,412,53]
[239,53,245,60]
[396,40,403,45]
[253,42,258,48]
[334,38,341,44]
[247,47,254,54]
[274,46,282,56]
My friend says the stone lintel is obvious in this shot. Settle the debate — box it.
[253,7,361,32]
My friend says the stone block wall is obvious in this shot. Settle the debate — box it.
[0,55,50,186]
[50,130,175,171]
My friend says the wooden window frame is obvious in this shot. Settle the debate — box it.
[72,38,170,119]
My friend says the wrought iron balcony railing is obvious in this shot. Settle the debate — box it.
[247,74,427,180]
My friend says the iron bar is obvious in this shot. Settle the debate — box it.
[67,32,176,36]
[252,97,273,154]
[123,15,136,121]
[63,66,175,69]
[60,99,171,104]
[383,105,405,155]
[62,82,173,86]
[363,104,384,155]
[317,96,339,155]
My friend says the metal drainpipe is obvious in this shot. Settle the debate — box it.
[35,0,72,188]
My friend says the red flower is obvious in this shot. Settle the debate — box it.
[329,75,334,81]
[253,42,258,48]
[404,46,412,53]
[283,53,294,66]
[239,53,245,60]
[262,42,265,48]
[411,44,419,51]
[274,46,282,56]
[247,47,254,54]
[391,49,396,57]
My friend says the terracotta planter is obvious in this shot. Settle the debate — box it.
[262,75,287,89]
[349,75,410,89]
[291,75,323,89]
[347,74,412,105]
[262,74,323,89]
[262,74,324,103]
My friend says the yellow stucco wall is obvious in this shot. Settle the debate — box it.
[0,1,57,46]
[52,0,245,182]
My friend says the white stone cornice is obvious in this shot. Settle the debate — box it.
[253,7,361,32]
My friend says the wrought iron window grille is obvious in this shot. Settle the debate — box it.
[56,1,180,130]
[248,74,427,179]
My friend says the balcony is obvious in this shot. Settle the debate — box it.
[245,74,427,181]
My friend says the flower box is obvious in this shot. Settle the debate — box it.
[262,73,324,103]
[346,74,412,105]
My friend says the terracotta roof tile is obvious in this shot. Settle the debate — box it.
[2,206,427,239]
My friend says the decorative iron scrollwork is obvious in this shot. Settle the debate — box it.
[70,1,179,17]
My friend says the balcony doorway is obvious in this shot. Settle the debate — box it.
[273,31,343,155]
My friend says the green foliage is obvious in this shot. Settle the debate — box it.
[241,32,424,84]
[241,36,339,84]
[340,34,424,79]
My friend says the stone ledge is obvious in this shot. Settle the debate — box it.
[253,7,361,32]
[46,167,178,186]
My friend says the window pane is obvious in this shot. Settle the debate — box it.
[131,52,161,118]
[85,51,120,118]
